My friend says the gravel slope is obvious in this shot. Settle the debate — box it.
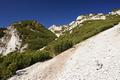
[10,23,120,80]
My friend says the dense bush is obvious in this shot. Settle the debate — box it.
[0,50,52,80]
[53,39,73,54]
[14,20,57,50]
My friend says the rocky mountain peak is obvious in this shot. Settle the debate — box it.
[48,10,120,37]
[0,25,22,55]
[49,13,106,37]
[0,20,57,55]
[109,9,120,15]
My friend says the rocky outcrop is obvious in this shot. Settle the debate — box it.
[0,20,57,55]
[109,10,120,15]
[9,22,120,80]
[49,13,106,37]
[49,10,120,37]
[0,26,22,55]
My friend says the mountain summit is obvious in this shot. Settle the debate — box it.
[10,23,120,80]
[9,10,120,80]
[1,10,120,80]
[49,10,120,37]
[0,20,56,55]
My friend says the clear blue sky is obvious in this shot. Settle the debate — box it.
[0,0,120,28]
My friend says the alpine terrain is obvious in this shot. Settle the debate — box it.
[0,20,57,55]
[0,10,120,80]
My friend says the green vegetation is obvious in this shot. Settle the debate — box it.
[53,39,73,54]
[0,50,52,80]
[1,14,120,80]
[0,20,57,80]
[44,14,120,55]
[14,20,57,50]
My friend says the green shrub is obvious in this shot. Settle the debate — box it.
[29,51,52,64]
[0,50,52,80]
[15,20,57,50]
[1,14,120,80]
[45,14,120,55]
[53,39,73,54]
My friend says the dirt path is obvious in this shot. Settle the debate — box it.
[9,43,79,80]
[10,23,120,80]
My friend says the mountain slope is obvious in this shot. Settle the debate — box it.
[1,10,120,80]
[49,13,106,37]
[49,10,120,37]
[45,13,120,56]
[0,20,57,55]
[9,23,120,80]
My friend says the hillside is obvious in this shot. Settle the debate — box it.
[46,11,120,56]
[9,22,120,80]
[0,20,57,55]
[49,13,106,37]
[49,10,120,37]
[0,10,120,80]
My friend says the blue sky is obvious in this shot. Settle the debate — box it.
[0,0,120,28]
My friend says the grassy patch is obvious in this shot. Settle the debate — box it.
[44,14,120,55]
